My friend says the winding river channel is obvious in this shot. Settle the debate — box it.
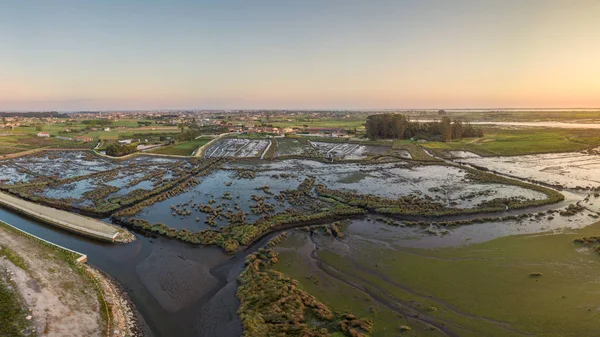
[0,207,253,337]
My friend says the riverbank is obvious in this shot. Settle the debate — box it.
[0,222,141,337]
[0,191,133,243]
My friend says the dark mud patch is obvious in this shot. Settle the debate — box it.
[136,247,223,312]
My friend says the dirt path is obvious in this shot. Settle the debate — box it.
[0,227,101,336]
[0,225,141,337]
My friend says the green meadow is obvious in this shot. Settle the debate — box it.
[150,138,211,156]
[274,222,600,337]
[423,127,600,156]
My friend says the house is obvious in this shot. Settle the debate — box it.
[282,127,294,134]
[74,136,93,142]
[104,127,111,131]
[37,132,50,138]
[118,139,133,144]
[263,127,280,135]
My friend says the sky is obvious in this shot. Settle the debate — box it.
[1,0,599,111]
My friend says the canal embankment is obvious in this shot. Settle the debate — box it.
[0,191,133,243]
[0,220,142,337]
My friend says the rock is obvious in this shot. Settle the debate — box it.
[26,315,32,320]
[399,325,412,332]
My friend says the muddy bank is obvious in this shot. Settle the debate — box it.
[87,267,145,337]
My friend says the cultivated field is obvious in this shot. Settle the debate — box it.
[274,138,318,157]
[151,138,211,156]
[203,139,269,158]
[310,141,391,159]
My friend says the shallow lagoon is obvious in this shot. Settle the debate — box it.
[461,151,600,189]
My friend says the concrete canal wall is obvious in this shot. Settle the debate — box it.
[0,191,122,243]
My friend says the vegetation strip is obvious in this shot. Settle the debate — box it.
[237,233,372,337]
[0,220,87,263]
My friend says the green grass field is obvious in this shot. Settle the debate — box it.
[0,135,94,156]
[410,110,600,122]
[11,119,178,138]
[274,221,600,337]
[0,119,181,156]
[150,138,210,156]
[422,127,600,156]
[248,110,600,131]
[267,116,366,130]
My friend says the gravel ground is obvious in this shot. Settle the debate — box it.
[0,225,141,337]
[0,226,102,337]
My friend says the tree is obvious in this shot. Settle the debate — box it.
[365,115,380,140]
[364,113,482,142]
[105,143,137,157]
[452,120,464,140]
[440,116,452,142]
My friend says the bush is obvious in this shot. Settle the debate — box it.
[105,143,137,157]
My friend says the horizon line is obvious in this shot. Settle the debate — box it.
[2,107,600,113]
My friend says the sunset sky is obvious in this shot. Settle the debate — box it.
[1,0,599,111]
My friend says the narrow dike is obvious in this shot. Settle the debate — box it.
[0,191,126,243]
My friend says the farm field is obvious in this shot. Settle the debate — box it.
[203,138,269,158]
[273,137,319,157]
[151,139,211,156]
[0,134,93,156]
[310,141,393,159]
[422,127,600,157]
[268,116,367,130]
[407,110,600,123]
[272,137,413,160]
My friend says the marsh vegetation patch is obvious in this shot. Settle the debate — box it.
[461,152,600,189]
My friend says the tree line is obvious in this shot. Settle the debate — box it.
[365,114,483,141]
[105,143,137,157]
[82,119,113,127]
